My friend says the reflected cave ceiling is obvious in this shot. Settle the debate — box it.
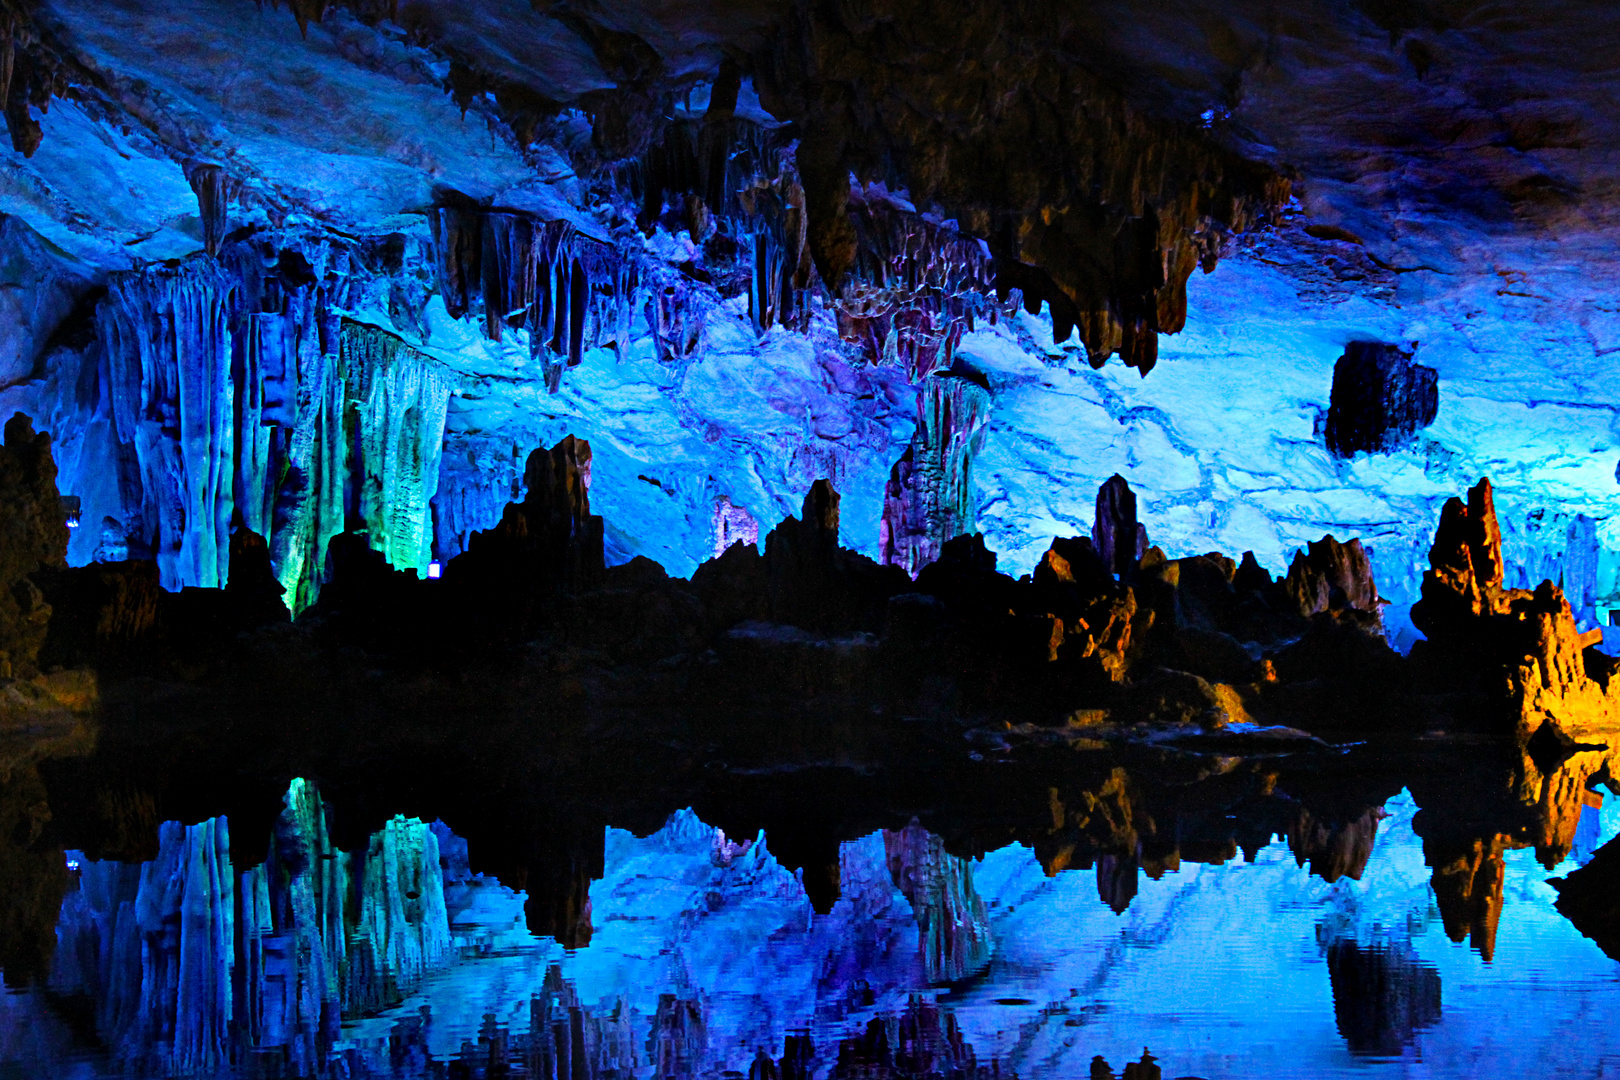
[1,0,1618,645]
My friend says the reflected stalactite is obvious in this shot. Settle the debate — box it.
[1425,835,1507,961]
[52,817,236,1075]
[1286,808,1382,884]
[49,779,455,1072]
[1095,850,1140,915]
[882,821,994,983]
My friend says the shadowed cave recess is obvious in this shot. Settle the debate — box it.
[4,0,1620,1077]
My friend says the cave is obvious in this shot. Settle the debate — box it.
[1,1,1619,1076]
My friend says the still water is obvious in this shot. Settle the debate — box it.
[2,785,1617,1079]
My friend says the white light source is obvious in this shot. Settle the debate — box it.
[427,561,442,579]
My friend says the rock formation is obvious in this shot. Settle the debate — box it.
[1324,341,1439,457]
[1412,477,1620,744]
[0,412,66,679]
[1092,474,1148,579]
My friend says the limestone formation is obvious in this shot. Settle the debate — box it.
[883,820,994,983]
[1281,535,1382,624]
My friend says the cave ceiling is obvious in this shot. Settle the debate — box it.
[0,0,1617,644]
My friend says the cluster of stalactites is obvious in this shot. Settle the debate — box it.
[993,171,1283,376]
[429,204,640,389]
[0,2,66,158]
[879,369,992,577]
[836,192,998,380]
[753,0,1290,376]
[625,89,1007,356]
[89,239,451,610]
[626,95,817,339]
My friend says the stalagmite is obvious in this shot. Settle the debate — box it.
[1093,475,1149,579]
[1282,536,1382,621]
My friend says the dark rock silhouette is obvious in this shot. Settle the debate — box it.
[1324,341,1438,457]
[1093,474,1149,578]
[0,413,69,680]
[1326,939,1442,1056]
[1551,827,1620,961]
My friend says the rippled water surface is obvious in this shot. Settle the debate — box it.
[3,785,1617,1080]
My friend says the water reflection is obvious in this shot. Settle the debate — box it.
[1,770,1617,1078]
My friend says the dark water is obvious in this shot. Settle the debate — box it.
[1,781,1616,1080]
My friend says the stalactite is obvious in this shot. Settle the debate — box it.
[100,261,239,592]
[0,18,54,159]
[431,202,644,393]
[81,239,453,611]
[339,320,453,578]
[879,368,991,577]
[428,202,482,320]
[187,164,228,258]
